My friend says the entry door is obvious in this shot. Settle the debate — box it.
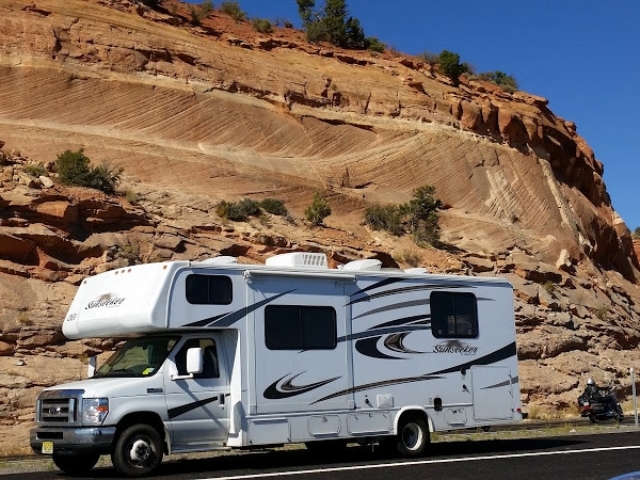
[250,276,351,414]
[164,336,229,447]
[472,365,514,421]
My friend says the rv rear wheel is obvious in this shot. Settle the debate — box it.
[112,424,164,477]
[52,451,100,475]
[396,416,429,458]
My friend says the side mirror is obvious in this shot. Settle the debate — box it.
[186,347,203,375]
[87,356,97,378]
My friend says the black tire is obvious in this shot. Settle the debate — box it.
[589,412,598,423]
[52,451,100,475]
[481,426,491,432]
[112,424,164,477]
[396,416,430,458]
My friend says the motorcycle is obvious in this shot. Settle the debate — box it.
[577,386,624,423]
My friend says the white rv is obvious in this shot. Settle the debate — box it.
[31,253,522,477]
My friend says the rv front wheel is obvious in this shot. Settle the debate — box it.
[112,424,164,477]
[396,416,429,458]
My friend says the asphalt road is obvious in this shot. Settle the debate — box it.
[3,430,640,480]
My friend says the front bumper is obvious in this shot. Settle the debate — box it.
[30,426,116,455]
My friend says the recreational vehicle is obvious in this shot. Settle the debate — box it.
[30,252,523,477]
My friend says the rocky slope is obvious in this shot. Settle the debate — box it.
[1,0,640,456]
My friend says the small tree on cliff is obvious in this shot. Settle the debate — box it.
[305,192,332,226]
[296,0,365,49]
[438,50,468,84]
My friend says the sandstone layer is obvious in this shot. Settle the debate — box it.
[1,0,639,456]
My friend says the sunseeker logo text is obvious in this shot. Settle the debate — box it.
[433,341,477,355]
[85,293,125,309]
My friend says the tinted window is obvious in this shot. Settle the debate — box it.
[431,291,478,338]
[186,275,232,305]
[265,306,336,350]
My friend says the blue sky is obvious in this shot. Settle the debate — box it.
[189,0,640,230]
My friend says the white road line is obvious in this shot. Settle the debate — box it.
[198,445,640,480]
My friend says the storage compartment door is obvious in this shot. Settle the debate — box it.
[472,365,514,421]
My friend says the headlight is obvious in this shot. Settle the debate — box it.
[82,398,109,426]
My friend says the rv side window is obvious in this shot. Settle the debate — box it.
[186,275,232,305]
[265,306,337,350]
[430,291,478,338]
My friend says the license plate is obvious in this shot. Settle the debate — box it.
[41,441,54,454]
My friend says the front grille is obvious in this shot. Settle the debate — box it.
[36,389,84,426]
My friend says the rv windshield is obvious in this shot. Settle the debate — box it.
[93,335,180,378]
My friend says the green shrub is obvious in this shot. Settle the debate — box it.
[56,149,92,186]
[402,185,443,246]
[220,1,246,21]
[362,185,443,247]
[55,149,122,195]
[283,20,294,28]
[86,162,123,195]
[478,71,519,93]
[634,227,640,238]
[215,198,261,221]
[364,204,403,235]
[23,163,47,177]
[297,0,365,49]
[259,198,288,216]
[189,5,203,25]
[200,0,214,17]
[252,18,273,33]
[595,305,609,321]
[364,36,385,53]
[438,50,468,82]
[542,280,556,295]
[305,192,331,226]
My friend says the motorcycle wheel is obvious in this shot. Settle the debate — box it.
[589,412,598,423]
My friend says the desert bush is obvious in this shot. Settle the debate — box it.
[220,1,246,21]
[364,204,403,235]
[259,198,288,216]
[124,188,138,204]
[189,5,203,25]
[479,70,519,93]
[200,0,214,17]
[634,227,640,238]
[86,162,123,195]
[305,192,331,226]
[55,149,123,195]
[215,198,261,221]
[364,36,385,53]
[542,280,556,295]
[23,163,47,177]
[362,185,442,246]
[399,250,421,267]
[252,18,273,33]
[595,305,609,320]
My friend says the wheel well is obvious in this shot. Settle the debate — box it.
[115,412,167,453]
[396,409,431,434]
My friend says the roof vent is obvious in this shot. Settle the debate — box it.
[342,259,382,271]
[201,256,238,264]
[265,252,328,269]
